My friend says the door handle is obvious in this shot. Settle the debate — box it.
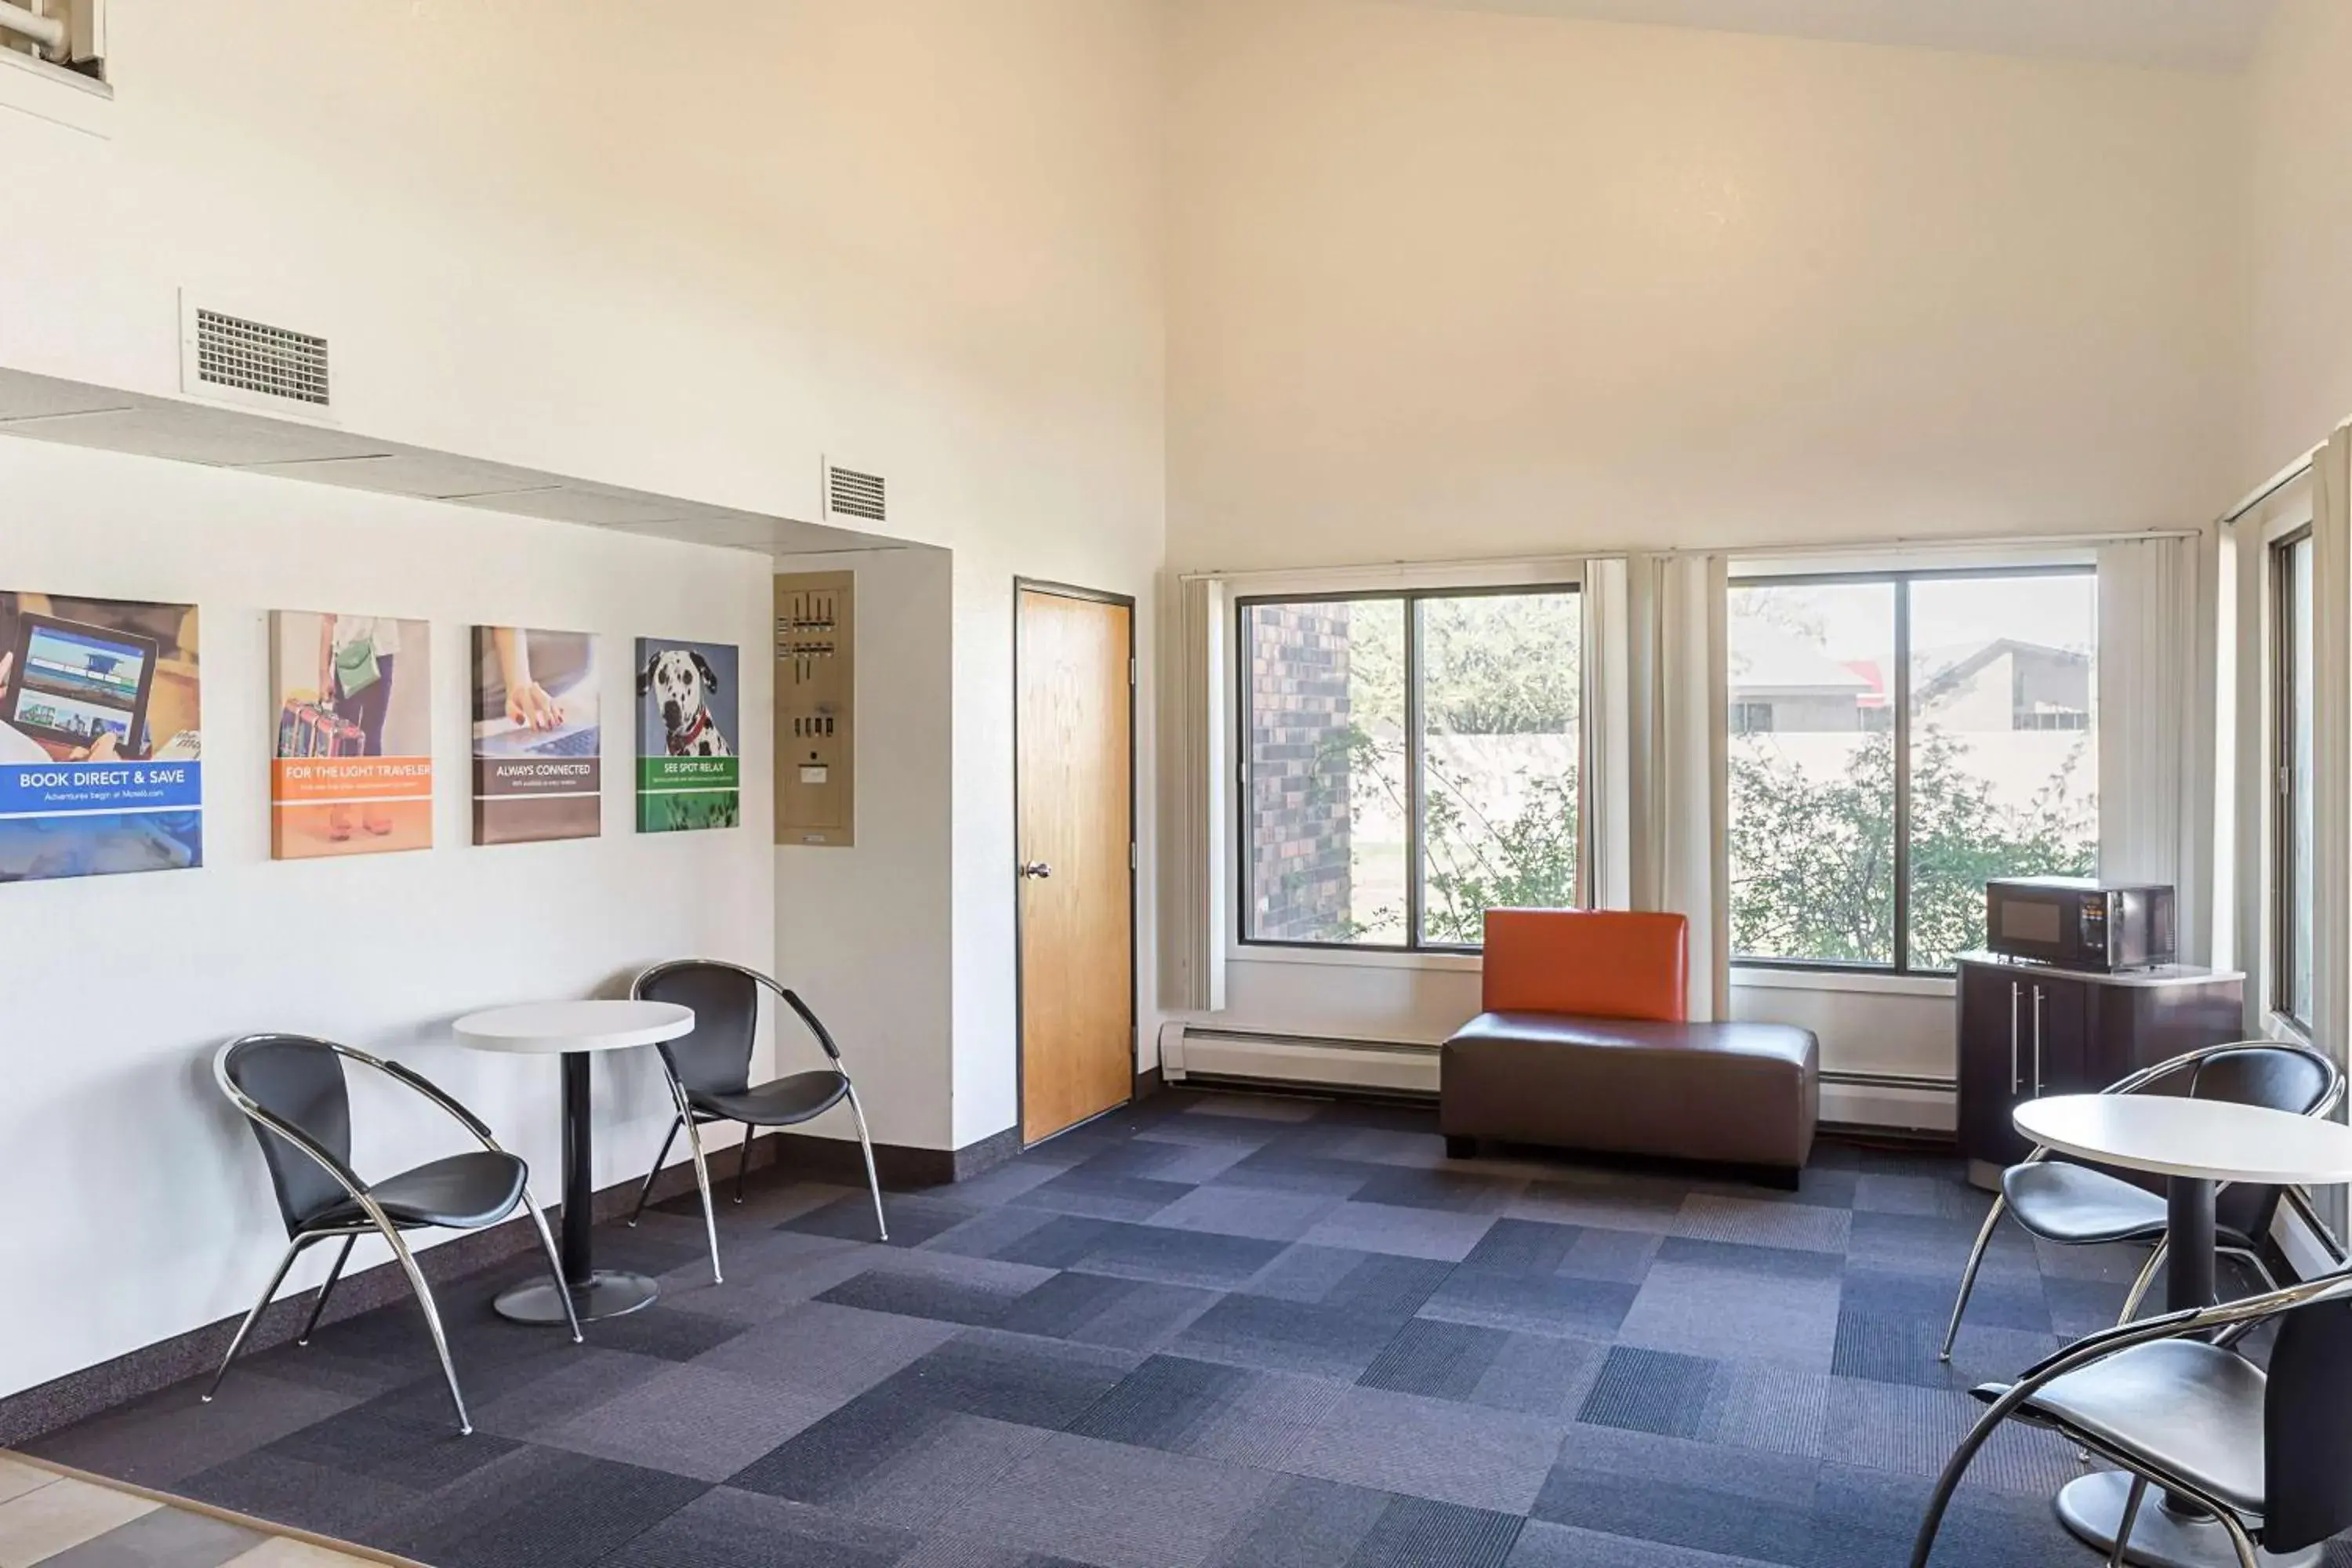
[2031,985,2045,1097]
[1018,862,1052,880]
[2009,982,2021,1095]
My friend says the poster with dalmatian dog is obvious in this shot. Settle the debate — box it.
[635,637,740,833]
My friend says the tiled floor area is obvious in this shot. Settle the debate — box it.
[0,1452,390,1566]
[15,1089,2318,1566]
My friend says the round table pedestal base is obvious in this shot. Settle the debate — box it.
[495,1271,659,1326]
[2057,1473,2318,1568]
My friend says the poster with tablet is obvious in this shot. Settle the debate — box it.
[472,625,602,845]
[636,637,740,833]
[270,612,433,859]
[0,591,203,882]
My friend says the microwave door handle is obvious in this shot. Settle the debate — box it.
[2009,982,2021,1096]
[2028,985,2042,1096]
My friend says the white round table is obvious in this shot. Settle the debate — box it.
[2013,1094,2352,1568]
[455,1000,694,1325]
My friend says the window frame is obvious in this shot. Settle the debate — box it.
[1728,561,2099,978]
[2270,525,2315,1033]
[1234,580,1587,955]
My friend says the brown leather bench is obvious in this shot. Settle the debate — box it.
[1441,909,1818,1188]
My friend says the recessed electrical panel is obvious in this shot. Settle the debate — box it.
[775,570,852,847]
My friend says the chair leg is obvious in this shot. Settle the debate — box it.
[1940,1195,2007,1361]
[520,1189,583,1345]
[845,1083,887,1242]
[680,1112,722,1284]
[2119,1240,2168,1323]
[735,1124,754,1205]
[2220,1245,2280,1296]
[628,1116,683,1227]
[2108,1475,2147,1567]
[297,1235,356,1346]
[1907,1386,2013,1567]
[2216,1512,2263,1568]
[376,1221,471,1435]
[202,1235,309,1403]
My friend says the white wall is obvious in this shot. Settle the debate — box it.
[772,546,956,1151]
[0,437,774,1400]
[1166,0,2245,573]
[0,0,1169,1163]
[2244,0,2352,485]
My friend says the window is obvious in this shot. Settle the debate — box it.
[2274,530,2315,1029]
[1727,568,2097,973]
[0,0,104,82]
[1240,586,1581,949]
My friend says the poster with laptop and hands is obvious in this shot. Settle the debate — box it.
[0,590,202,881]
[472,625,601,845]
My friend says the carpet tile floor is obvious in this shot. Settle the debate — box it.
[23,1089,2342,1567]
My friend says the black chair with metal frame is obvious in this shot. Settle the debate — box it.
[1911,1265,2352,1568]
[208,1034,578,1435]
[1941,1040,2342,1361]
[626,960,887,1282]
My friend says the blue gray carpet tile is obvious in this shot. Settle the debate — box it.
[24,1090,2321,1566]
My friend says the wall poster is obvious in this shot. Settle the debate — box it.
[0,591,202,882]
[636,637,740,833]
[270,612,432,858]
[472,625,601,845]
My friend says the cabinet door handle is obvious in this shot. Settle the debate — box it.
[2031,985,2045,1097]
[2009,982,2021,1095]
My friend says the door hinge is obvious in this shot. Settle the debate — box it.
[1130,841,1138,870]
[1129,655,1137,685]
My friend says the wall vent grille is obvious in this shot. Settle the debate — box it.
[826,464,886,523]
[193,308,329,407]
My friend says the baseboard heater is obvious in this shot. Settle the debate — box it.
[1157,1022,1957,1132]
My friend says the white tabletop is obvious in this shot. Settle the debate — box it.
[452,999,694,1054]
[2015,1094,2352,1185]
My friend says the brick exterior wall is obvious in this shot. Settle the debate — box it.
[1249,603,1356,941]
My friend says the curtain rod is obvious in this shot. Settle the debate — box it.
[1178,528,2201,585]
[2222,447,2320,526]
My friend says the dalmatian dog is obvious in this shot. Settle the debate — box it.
[641,648,733,757]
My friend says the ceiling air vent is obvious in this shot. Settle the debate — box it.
[192,308,329,407]
[824,461,886,524]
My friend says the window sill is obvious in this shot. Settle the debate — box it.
[1733,967,1956,1000]
[0,47,111,136]
[1227,943,1483,975]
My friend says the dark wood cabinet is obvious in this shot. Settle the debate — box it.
[1955,953,2245,1188]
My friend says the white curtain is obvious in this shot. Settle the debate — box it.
[1581,557,1635,911]
[2097,535,2207,960]
[1159,575,1227,1014]
[1625,553,1730,1021]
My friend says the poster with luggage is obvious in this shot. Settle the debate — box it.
[635,637,740,833]
[270,612,432,859]
[0,590,204,882]
[472,625,602,845]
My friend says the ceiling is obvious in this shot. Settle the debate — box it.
[1359,0,2281,72]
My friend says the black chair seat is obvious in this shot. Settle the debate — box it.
[690,1070,849,1127]
[2002,1161,2165,1245]
[1982,1340,2267,1515]
[310,1151,528,1232]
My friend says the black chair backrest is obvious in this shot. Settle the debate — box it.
[2188,1046,2333,1240]
[639,961,760,1096]
[2263,1295,2352,1550]
[220,1035,353,1235]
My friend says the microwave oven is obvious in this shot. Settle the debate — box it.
[1984,878,2175,973]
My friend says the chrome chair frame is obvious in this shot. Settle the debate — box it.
[626,959,887,1283]
[207,1036,578,1435]
[1911,1264,2352,1568]
[1940,1040,2343,1361]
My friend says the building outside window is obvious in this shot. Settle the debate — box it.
[1240,586,1581,950]
[1727,567,2098,974]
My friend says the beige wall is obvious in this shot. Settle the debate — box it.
[1166,0,2245,573]
[2244,0,2352,486]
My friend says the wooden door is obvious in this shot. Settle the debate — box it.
[1016,584,1135,1145]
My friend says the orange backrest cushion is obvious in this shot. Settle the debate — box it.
[1481,909,1690,1023]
